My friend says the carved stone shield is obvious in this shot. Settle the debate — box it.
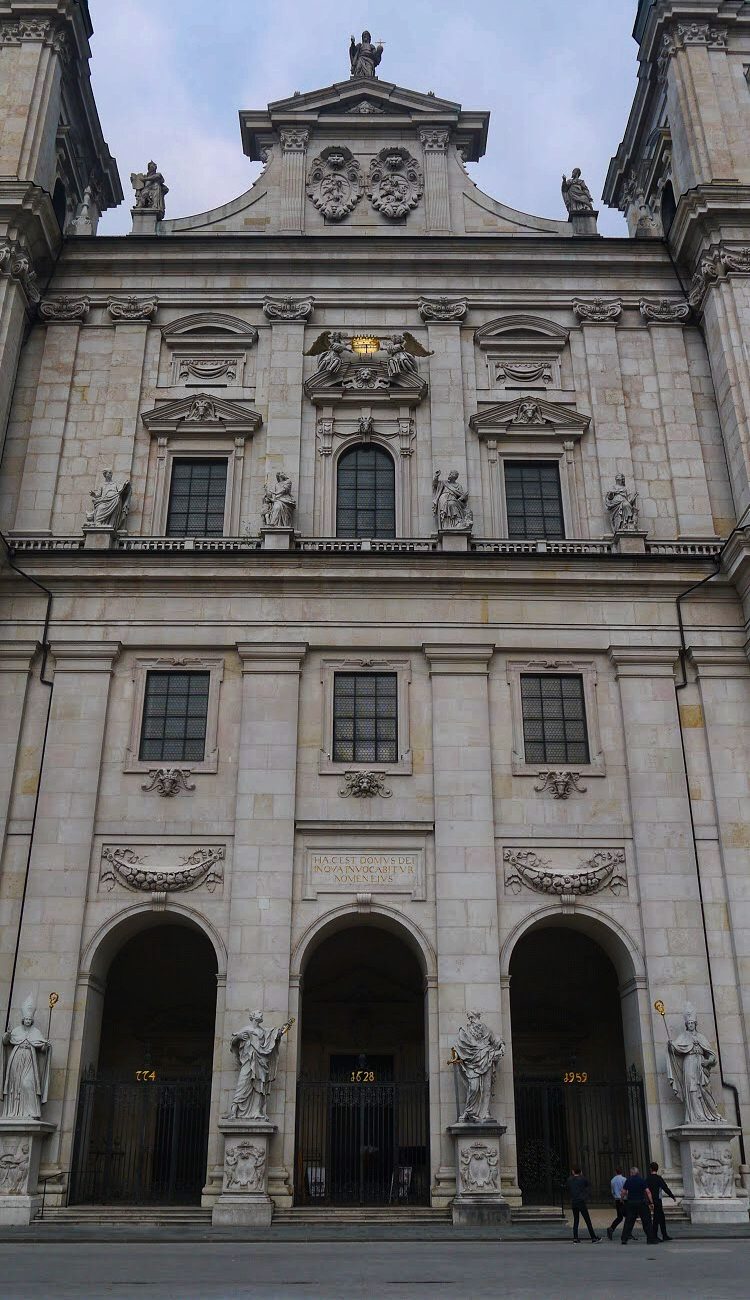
[460,1141,499,1192]
[368,147,424,220]
[307,146,364,222]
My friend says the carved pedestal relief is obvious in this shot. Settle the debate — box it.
[460,1142,499,1192]
[225,1141,266,1192]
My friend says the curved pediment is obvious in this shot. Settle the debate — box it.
[161,313,259,345]
[474,315,571,347]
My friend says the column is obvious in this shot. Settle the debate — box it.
[9,641,119,1150]
[222,643,306,1204]
[423,645,505,1190]
[609,647,719,1167]
[419,129,451,233]
[647,316,715,537]
[575,308,637,532]
[278,130,309,234]
[14,321,82,533]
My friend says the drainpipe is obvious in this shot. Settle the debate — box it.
[673,509,750,1163]
[0,532,54,1032]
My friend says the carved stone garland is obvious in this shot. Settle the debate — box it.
[368,147,424,220]
[100,845,225,893]
[307,146,364,222]
[503,848,626,897]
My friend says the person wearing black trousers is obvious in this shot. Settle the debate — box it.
[646,1162,677,1241]
[621,1166,658,1244]
[566,1166,602,1243]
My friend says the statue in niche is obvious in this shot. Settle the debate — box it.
[86,468,131,530]
[605,473,639,533]
[349,31,383,79]
[562,168,595,215]
[305,330,353,376]
[1,996,51,1120]
[261,471,296,529]
[130,161,169,216]
[667,1004,724,1126]
[451,1011,505,1123]
[226,1011,293,1122]
[433,469,473,532]
[383,333,430,378]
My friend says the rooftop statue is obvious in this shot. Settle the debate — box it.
[562,168,595,215]
[131,161,169,217]
[350,31,383,79]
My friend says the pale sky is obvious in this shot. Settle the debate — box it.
[89,0,640,237]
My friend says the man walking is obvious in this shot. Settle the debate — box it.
[646,1161,677,1241]
[607,1166,629,1240]
[621,1166,657,1244]
[566,1165,602,1244]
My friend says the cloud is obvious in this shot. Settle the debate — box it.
[91,0,635,236]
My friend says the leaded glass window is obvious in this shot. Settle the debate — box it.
[166,459,228,537]
[336,445,396,538]
[139,671,210,763]
[504,460,564,539]
[332,672,398,764]
[520,673,590,766]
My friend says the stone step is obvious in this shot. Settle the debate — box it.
[38,1206,212,1227]
[274,1206,450,1224]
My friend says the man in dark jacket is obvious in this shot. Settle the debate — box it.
[621,1166,658,1244]
[566,1166,602,1243]
[646,1162,677,1241]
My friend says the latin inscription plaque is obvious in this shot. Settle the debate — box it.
[304,849,424,899]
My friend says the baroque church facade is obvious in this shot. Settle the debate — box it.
[1,0,750,1222]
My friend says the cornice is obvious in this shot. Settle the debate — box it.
[236,643,308,672]
[608,645,679,677]
[423,644,495,673]
[50,639,121,672]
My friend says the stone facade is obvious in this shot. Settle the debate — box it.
[0,2,749,1222]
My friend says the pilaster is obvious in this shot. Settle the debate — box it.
[425,321,468,532]
[647,319,716,536]
[103,310,153,490]
[0,640,37,857]
[14,320,82,533]
[575,309,637,526]
[266,320,306,517]
[422,644,503,1185]
[225,643,307,1205]
[701,270,750,517]
[278,129,309,234]
[419,129,451,233]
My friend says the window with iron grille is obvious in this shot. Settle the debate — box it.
[332,672,398,764]
[166,459,228,537]
[139,671,210,763]
[504,461,564,539]
[520,673,590,766]
[336,445,396,538]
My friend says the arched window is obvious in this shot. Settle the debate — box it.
[336,444,395,538]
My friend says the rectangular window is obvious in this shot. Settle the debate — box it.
[332,672,398,764]
[166,459,228,537]
[504,461,564,539]
[520,673,590,766]
[139,670,210,763]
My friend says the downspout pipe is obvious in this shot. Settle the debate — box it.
[0,532,53,1033]
[673,508,750,1163]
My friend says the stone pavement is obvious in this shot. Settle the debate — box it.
[1,1239,750,1299]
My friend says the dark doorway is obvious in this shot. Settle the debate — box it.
[70,924,217,1205]
[294,925,429,1206]
[510,926,647,1205]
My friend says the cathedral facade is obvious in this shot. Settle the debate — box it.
[1,0,750,1223]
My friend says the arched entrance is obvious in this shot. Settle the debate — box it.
[509,923,648,1205]
[70,922,217,1205]
[294,922,429,1206]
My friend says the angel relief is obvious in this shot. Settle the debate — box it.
[304,331,431,400]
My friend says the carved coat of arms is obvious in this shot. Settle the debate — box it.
[368,147,423,220]
[224,1141,266,1192]
[307,146,364,222]
[460,1142,499,1192]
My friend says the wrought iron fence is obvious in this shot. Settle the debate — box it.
[69,1074,211,1205]
[294,1079,430,1206]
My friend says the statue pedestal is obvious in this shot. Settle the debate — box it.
[260,527,294,551]
[438,528,472,553]
[667,1123,749,1224]
[130,208,161,237]
[447,1122,510,1227]
[613,530,647,555]
[0,1119,56,1225]
[569,210,599,237]
[83,525,117,550]
[212,1119,277,1227]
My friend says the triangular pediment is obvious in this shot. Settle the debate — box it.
[268,79,462,117]
[470,397,590,436]
[141,393,262,435]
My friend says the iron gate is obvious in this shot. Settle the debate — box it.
[69,1074,211,1205]
[295,1079,430,1206]
[514,1073,649,1206]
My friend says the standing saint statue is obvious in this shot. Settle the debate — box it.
[605,473,639,533]
[86,468,131,530]
[666,1004,724,1125]
[452,1011,505,1123]
[131,161,169,216]
[433,469,474,531]
[562,168,595,214]
[349,31,383,79]
[226,1011,293,1122]
[261,471,296,529]
[1,996,51,1120]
